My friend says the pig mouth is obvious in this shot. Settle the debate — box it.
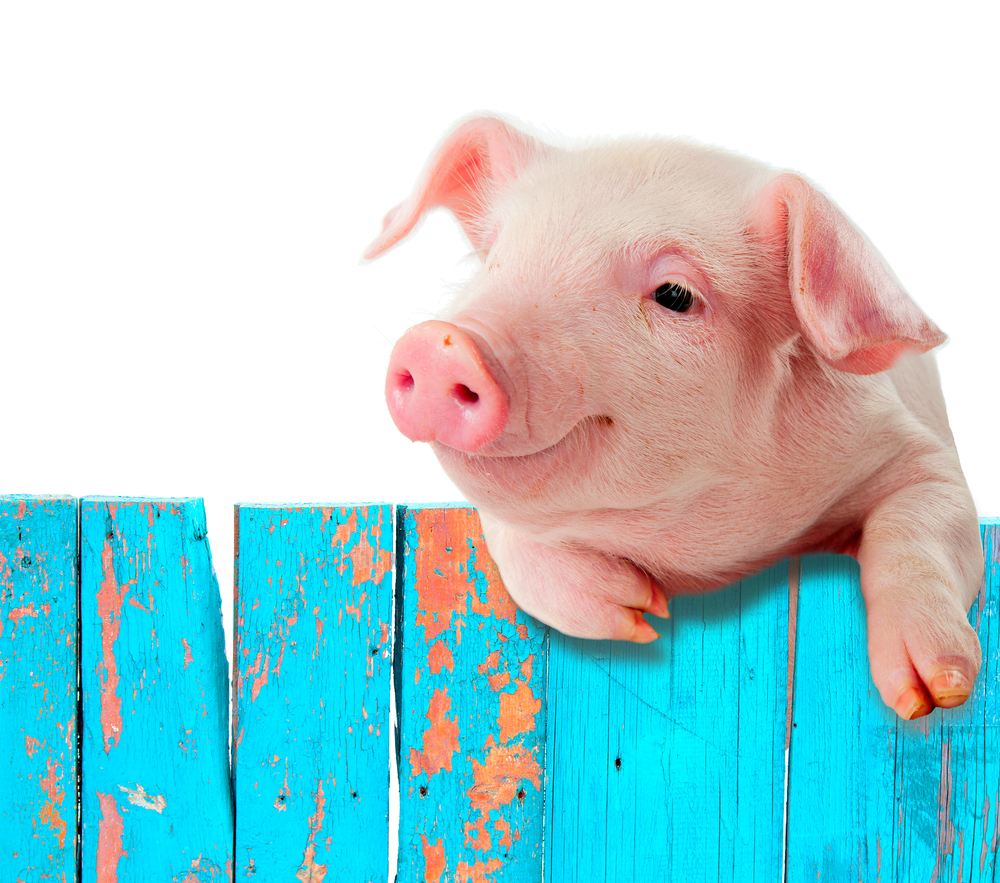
[436,413,613,461]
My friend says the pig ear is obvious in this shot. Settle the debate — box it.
[363,116,544,260]
[759,173,945,375]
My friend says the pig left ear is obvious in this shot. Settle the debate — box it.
[759,173,946,375]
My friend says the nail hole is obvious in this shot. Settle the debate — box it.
[614,756,622,771]
[419,786,428,797]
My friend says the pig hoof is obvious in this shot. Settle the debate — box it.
[868,605,980,719]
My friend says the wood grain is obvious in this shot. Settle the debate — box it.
[545,559,790,882]
[79,497,232,882]
[1,495,79,883]
[786,523,1000,881]
[233,503,392,882]
[396,505,547,883]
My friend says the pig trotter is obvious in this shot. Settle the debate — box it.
[479,512,668,643]
[858,481,984,718]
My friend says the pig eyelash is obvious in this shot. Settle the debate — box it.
[652,281,695,313]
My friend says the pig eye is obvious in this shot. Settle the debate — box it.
[653,281,694,313]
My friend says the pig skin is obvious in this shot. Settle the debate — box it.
[367,116,984,721]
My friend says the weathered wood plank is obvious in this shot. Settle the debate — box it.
[232,504,392,882]
[544,561,789,882]
[79,497,232,882]
[396,505,547,883]
[786,520,1000,881]
[1,495,79,883]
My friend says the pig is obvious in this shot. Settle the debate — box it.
[365,115,984,721]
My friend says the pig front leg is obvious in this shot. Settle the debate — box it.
[478,511,669,643]
[857,480,984,719]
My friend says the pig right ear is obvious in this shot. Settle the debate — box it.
[759,173,946,375]
[363,116,544,260]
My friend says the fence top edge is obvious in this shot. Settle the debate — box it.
[3,496,998,528]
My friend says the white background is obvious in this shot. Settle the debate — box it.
[2,1,997,851]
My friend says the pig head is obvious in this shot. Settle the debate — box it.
[366,116,984,721]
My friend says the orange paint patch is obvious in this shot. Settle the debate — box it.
[348,531,392,588]
[498,678,541,744]
[466,743,541,812]
[464,813,492,852]
[427,640,454,674]
[412,509,481,642]
[421,834,446,883]
[39,756,67,849]
[95,792,125,883]
[469,578,518,626]
[487,672,510,691]
[97,536,130,753]
[25,735,42,758]
[8,602,39,631]
[295,779,328,882]
[181,638,193,669]
[493,817,513,851]
[331,509,357,549]
[409,688,460,779]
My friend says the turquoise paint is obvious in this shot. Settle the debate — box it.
[787,521,1000,881]
[1,495,79,883]
[396,505,548,883]
[1,498,997,879]
[233,504,392,882]
[545,560,790,882]
[80,497,232,882]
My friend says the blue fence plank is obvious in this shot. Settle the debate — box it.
[787,520,1000,882]
[79,497,232,882]
[232,504,393,882]
[396,505,547,883]
[1,495,79,883]
[545,561,790,882]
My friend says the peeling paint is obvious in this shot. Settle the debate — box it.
[38,756,67,849]
[466,739,541,812]
[477,651,500,675]
[421,833,446,883]
[95,792,125,883]
[7,602,38,633]
[410,688,460,779]
[118,782,166,813]
[295,780,328,883]
[497,677,541,744]
[427,640,454,674]
[97,536,129,753]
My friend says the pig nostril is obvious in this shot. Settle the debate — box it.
[452,384,480,406]
[396,371,415,393]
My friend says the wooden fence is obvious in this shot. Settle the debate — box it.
[1,495,997,882]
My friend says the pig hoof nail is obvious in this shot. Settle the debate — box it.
[895,688,932,721]
[928,669,972,707]
[629,613,660,644]
[645,581,670,619]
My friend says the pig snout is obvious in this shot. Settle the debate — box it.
[385,320,509,452]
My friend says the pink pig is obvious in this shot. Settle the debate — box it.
[366,116,984,721]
